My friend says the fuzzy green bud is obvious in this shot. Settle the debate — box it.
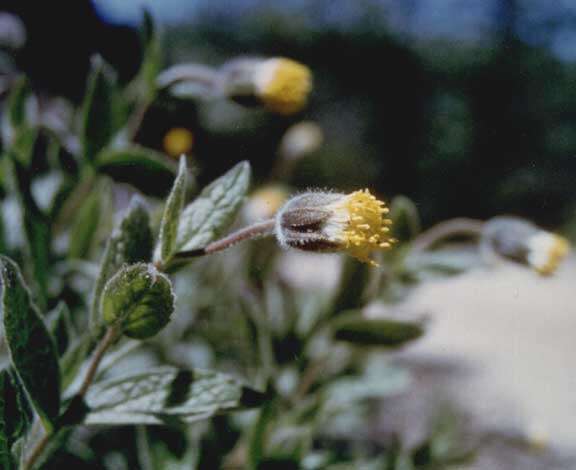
[101,263,175,339]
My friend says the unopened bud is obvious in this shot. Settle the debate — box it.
[275,190,394,265]
[481,217,570,275]
[102,263,175,339]
[219,57,312,115]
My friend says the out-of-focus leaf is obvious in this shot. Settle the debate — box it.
[90,195,153,332]
[84,366,266,425]
[80,59,120,162]
[0,369,33,470]
[409,247,480,280]
[155,156,188,265]
[60,335,91,393]
[0,256,60,431]
[47,301,74,357]
[331,312,424,347]
[10,159,50,308]
[324,365,410,407]
[389,196,421,242]
[68,182,106,259]
[1,77,37,165]
[176,161,251,252]
[139,9,161,99]
[330,257,371,316]
[96,146,176,197]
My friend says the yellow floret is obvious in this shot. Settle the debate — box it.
[330,190,394,265]
[254,58,312,115]
[527,232,571,275]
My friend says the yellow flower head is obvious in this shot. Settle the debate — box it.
[163,127,194,158]
[276,189,394,265]
[253,58,312,115]
[526,232,570,276]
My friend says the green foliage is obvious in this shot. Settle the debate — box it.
[176,160,251,252]
[331,312,424,347]
[156,156,188,266]
[84,367,266,425]
[80,59,121,163]
[0,256,60,432]
[101,263,175,339]
[90,195,154,331]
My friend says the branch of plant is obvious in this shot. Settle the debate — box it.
[24,325,120,470]
[409,217,485,257]
[173,219,276,261]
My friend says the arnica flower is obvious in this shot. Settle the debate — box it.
[481,216,571,275]
[525,231,570,275]
[276,190,394,265]
[163,127,194,158]
[253,58,312,115]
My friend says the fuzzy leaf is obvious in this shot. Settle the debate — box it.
[80,59,120,162]
[84,366,266,425]
[96,146,176,197]
[0,369,33,470]
[156,156,187,265]
[68,184,105,259]
[90,199,154,332]
[47,301,74,357]
[332,312,424,347]
[176,161,251,252]
[0,256,60,431]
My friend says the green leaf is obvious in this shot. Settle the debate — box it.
[101,263,175,339]
[0,369,33,470]
[90,195,153,331]
[389,196,421,242]
[84,367,266,425]
[68,182,107,259]
[330,257,371,315]
[331,312,424,347]
[0,256,60,431]
[155,156,188,265]
[139,9,161,99]
[176,161,251,252]
[47,301,74,357]
[10,159,50,309]
[80,58,120,162]
[96,146,176,197]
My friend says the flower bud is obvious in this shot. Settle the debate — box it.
[101,263,175,339]
[481,217,570,275]
[275,190,394,265]
[219,57,312,115]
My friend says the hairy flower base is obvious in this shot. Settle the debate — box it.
[276,189,394,265]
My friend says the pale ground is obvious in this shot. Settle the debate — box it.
[392,257,576,468]
[280,251,576,468]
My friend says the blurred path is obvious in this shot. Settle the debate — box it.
[395,259,576,468]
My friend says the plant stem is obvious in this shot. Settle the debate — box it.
[78,326,120,398]
[23,326,120,469]
[409,218,484,256]
[174,219,276,260]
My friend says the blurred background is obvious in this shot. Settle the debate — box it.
[4,0,576,227]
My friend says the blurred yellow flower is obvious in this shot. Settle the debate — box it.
[163,127,194,158]
[244,185,290,222]
[526,232,570,276]
[254,58,312,115]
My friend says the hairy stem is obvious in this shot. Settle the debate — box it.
[174,219,276,260]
